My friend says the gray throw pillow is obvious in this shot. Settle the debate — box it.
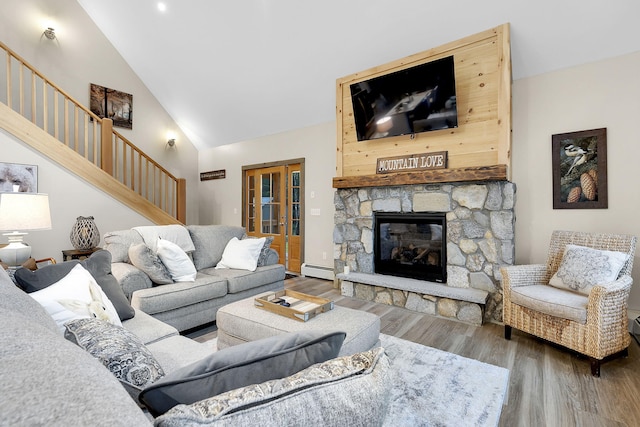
[14,250,135,321]
[155,347,390,426]
[65,318,165,402]
[139,330,346,416]
[128,243,174,285]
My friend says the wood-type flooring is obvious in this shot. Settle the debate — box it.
[188,276,640,427]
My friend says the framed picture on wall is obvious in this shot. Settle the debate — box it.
[89,83,133,129]
[0,162,38,193]
[552,128,607,209]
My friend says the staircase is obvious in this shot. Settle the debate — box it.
[0,41,185,225]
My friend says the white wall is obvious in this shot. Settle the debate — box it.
[0,0,200,224]
[1,130,153,262]
[512,50,640,310]
[198,122,336,269]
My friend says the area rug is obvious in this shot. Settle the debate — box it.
[200,334,508,426]
[379,333,509,427]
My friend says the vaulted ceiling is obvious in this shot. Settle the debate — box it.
[77,1,640,150]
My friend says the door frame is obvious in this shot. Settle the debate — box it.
[242,158,305,272]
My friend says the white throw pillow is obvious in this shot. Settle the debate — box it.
[156,237,197,282]
[29,264,122,334]
[216,237,266,271]
[549,244,630,295]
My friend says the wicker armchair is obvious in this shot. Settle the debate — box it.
[501,230,637,376]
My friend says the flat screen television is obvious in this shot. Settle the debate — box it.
[349,55,458,142]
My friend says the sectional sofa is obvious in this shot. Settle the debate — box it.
[103,224,286,332]
[0,263,389,426]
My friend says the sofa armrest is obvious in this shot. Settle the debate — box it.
[111,262,152,300]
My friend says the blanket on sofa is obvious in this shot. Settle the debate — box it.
[133,225,196,253]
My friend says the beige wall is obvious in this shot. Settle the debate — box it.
[0,0,200,225]
[512,51,640,311]
[198,122,336,269]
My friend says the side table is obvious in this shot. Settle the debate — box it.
[62,247,101,261]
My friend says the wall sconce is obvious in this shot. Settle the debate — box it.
[165,132,177,151]
[43,27,56,40]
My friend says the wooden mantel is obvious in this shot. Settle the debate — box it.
[332,165,508,189]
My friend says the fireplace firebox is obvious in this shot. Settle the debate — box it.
[373,212,446,283]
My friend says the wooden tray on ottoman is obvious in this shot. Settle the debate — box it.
[254,289,334,322]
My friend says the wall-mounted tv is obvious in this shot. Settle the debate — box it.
[349,55,458,142]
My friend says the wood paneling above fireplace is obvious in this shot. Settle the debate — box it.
[335,24,512,185]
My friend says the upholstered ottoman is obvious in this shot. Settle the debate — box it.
[216,293,380,356]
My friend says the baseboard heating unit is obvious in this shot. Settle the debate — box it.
[300,264,335,281]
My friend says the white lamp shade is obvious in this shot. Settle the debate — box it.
[0,193,52,232]
[0,193,51,266]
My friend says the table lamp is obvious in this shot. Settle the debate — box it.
[0,193,52,268]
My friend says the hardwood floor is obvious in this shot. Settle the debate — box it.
[190,276,640,426]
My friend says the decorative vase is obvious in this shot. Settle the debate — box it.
[70,216,100,250]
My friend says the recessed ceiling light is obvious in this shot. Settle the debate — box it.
[158,3,167,12]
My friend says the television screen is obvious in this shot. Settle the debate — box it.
[349,55,458,142]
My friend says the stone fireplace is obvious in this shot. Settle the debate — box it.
[333,181,516,325]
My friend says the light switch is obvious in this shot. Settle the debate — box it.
[310,208,321,216]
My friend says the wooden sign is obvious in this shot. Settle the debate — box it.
[376,151,448,174]
[200,170,226,181]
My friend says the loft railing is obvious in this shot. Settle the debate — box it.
[0,40,185,223]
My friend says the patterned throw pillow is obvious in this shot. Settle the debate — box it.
[257,236,274,267]
[65,318,165,402]
[549,244,630,295]
[128,243,173,285]
[154,347,390,426]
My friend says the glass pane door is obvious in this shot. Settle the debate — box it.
[246,173,256,233]
[261,172,281,234]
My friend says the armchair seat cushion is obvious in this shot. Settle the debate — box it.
[510,284,588,324]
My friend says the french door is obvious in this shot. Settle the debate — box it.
[243,161,303,273]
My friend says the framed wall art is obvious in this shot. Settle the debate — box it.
[89,83,133,129]
[0,162,38,193]
[552,128,607,209]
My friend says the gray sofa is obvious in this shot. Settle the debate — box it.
[0,266,389,426]
[104,224,285,332]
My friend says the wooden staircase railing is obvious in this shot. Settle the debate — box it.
[0,40,185,224]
